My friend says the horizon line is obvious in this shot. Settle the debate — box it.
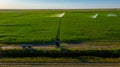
[0,8,120,10]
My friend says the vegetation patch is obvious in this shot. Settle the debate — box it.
[0,10,119,44]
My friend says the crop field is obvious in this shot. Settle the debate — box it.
[0,10,120,45]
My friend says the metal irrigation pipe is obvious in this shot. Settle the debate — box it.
[56,17,62,48]
[55,12,65,48]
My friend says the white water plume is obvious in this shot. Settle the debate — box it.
[92,13,99,19]
[50,12,66,18]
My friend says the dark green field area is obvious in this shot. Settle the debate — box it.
[0,10,120,44]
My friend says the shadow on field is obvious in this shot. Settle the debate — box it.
[2,46,120,63]
[62,38,96,45]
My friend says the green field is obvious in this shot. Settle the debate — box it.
[0,10,120,44]
[0,10,120,63]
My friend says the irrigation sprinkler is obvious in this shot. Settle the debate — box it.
[107,14,118,17]
[92,13,99,19]
[55,13,65,48]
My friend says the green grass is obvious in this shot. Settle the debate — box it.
[0,57,78,63]
[0,10,120,44]
[1,57,120,63]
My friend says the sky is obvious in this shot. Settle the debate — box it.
[0,0,120,9]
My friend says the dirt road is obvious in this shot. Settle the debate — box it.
[0,63,120,67]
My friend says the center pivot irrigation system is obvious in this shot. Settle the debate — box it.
[55,13,66,48]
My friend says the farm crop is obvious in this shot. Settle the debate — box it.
[0,9,120,63]
[61,11,120,43]
[0,10,120,44]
